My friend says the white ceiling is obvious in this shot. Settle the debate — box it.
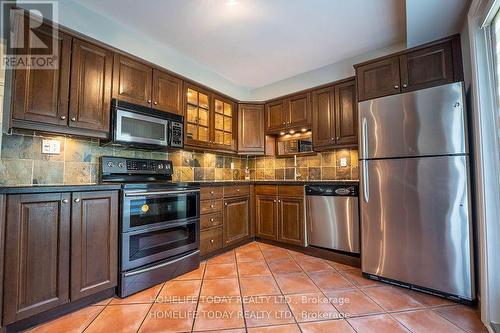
[74,0,406,90]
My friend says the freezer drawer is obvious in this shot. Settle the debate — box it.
[360,155,474,300]
[358,82,467,159]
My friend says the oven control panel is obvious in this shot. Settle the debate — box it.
[101,156,173,176]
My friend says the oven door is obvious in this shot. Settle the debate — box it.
[115,108,170,147]
[122,189,200,232]
[122,219,199,271]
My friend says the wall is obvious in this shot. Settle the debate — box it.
[0,132,358,186]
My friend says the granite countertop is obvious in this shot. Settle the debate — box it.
[190,180,359,186]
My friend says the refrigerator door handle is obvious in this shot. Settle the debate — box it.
[361,117,368,159]
[362,160,369,203]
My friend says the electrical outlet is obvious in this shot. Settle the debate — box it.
[340,157,348,167]
[41,139,61,154]
[230,162,235,170]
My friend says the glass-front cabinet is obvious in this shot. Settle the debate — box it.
[184,84,236,151]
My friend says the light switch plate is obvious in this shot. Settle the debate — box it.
[340,157,348,167]
[230,162,235,170]
[42,139,61,154]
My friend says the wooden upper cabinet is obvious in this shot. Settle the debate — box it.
[399,41,454,92]
[287,93,311,128]
[278,196,304,246]
[71,191,118,301]
[212,95,236,151]
[152,69,183,114]
[266,100,286,132]
[11,20,72,127]
[223,196,250,247]
[256,195,278,240]
[3,193,71,324]
[334,80,358,145]
[356,56,400,101]
[69,39,113,133]
[312,86,335,149]
[238,104,265,154]
[112,54,152,107]
[185,84,211,148]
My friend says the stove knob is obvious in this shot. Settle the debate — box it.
[118,162,124,168]
[158,164,163,170]
[107,161,114,168]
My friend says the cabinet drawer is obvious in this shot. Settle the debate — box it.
[278,185,304,197]
[200,227,223,256]
[200,199,223,215]
[201,213,222,230]
[200,186,223,201]
[223,185,250,198]
[255,185,278,196]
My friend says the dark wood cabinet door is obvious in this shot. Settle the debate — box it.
[238,104,265,154]
[312,86,335,149]
[266,100,285,132]
[223,196,250,247]
[255,195,278,240]
[334,80,358,145]
[356,56,400,101]
[3,193,71,324]
[399,41,454,92]
[69,39,113,133]
[11,21,71,126]
[185,84,212,148]
[112,54,152,107]
[152,69,183,115]
[212,96,237,152]
[278,196,304,246]
[71,191,118,301]
[287,93,311,128]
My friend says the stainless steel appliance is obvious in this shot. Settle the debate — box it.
[106,99,184,149]
[101,156,199,297]
[359,82,475,303]
[306,184,360,254]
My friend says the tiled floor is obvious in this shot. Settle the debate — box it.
[28,242,487,333]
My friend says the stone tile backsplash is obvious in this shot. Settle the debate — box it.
[0,132,358,186]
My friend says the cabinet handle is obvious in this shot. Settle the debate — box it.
[237,189,240,192]
[210,218,214,222]
[394,85,399,89]
[74,198,80,203]
[402,84,407,88]
[210,239,214,243]
[70,117,76,122]
[62,199,68,204]
[147,99,152,104]
[336,137,340,140]
[273,200,277,203]
[225,202,228,206]
[60,115,66,120]
[153,101,158,105]
[278,200,281,203]
[210,204,214,208]
[210,191,214,194]
[331,138,334,141]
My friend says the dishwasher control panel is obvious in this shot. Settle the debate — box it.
[305,184,358,196]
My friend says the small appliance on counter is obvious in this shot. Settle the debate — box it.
[100,156,200,297]
[102,99,184,150]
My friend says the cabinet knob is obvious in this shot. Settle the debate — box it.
[62,199,68,204]
[210,218,214,222]
[210,239,214,243]
[210,191,214,194]
[70,117,76,122]
[60,115,66,120]
[153,101,158,105]
[278,200,281,203]
[331,138,335,141]
[210,204,214,208]
[225,202,228,206]
[394,85,399,89]
[147,100,152,104]
[237,189,240,192]
[273,200,277,203]
[282,122,286,125]
[402,84,407,88]
[336,137,340,140]
[74,198,80,203]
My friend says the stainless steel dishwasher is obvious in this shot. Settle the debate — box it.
[305,184,360,254]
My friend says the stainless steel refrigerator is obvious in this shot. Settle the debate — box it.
[359,82,475,303]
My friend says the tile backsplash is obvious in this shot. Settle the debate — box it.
[0,132,358,186]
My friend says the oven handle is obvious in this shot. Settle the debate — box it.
[124,250,200,277]
[125,189,200,197]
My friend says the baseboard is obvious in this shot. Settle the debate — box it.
[491,322,500,333]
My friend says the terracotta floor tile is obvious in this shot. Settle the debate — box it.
[286,293,340,322]
[243,295,295,327]
[393,309,464,333]
[200,278,241,297]
[84,304,151,333]
[326,260,358,271]
[193,297,245,331]
[156,279,202,303]
[207,251,236,265]
[362,286,426,312]
[403,289,454,307]
[175,262,206,280]
[299,319,356,333]
[92,297,112,306]
[193,330,246,333]
[257,242,279,251]
[235,250,265,262]
[308,271,354,291]
[247,323,301,332]
[326,289,385,318]
[435,305,488,333]
[237,242,261,253]
[274,272,320,294]
[110,283,163,304]
[287,250,313,261]
[298,258,335,273]
[138,302,197,333]
[29,306,103,333]
[240,276,282,296]
[204,263,238,279]
[238,261,272,277]
[340,269,385,288]
[268,259,302,274]
[262,248,292,262]
[348,313,410,333]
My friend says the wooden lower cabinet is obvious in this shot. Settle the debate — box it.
[278,197,305,246]
[255,195,278,240]
[223,196,251,247]
[70,191,118,301]
[3,190,118,325]
[200,227,223,256]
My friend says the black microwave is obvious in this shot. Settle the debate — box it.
[106,99,183,150]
